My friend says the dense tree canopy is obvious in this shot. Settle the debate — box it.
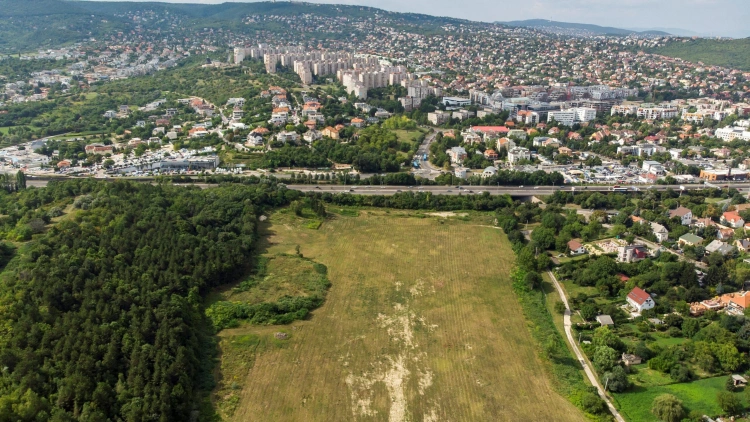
[0,179,298,421]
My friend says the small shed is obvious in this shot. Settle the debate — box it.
[596,315,614,327]
[732,374,747,387]
[622,353,642,366]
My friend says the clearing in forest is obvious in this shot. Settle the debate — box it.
[213,208,586,422]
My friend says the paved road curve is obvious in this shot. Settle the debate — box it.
[548,271,626,422]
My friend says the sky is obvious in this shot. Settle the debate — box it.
[97,0,750,38]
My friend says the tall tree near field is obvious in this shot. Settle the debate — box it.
[651,394,685,422]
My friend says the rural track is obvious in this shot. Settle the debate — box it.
[548,271,627,422]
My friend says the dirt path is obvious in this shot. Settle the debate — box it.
[548,271,627,422]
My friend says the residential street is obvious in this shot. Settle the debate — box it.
[548,271,627,422]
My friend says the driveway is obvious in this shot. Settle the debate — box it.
[548,271,627,422]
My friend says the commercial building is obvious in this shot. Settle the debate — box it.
[442,97,471,108]
[699,168,748,181]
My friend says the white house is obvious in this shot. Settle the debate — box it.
[669,206,693,225]
[568,239,586,255]
[507,147,531,164]
[454,167,468,179]
[276,131,300,143]
[650,222,669,243]
[303,130,322,143]
[447,147,467,164]
[482,166,497,178]
[627,287,655,312]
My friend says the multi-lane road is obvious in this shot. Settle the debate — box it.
[24,178,750,196]
[285,183,750,196]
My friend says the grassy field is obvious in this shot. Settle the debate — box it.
[213,209,586,422]
[613,375,746,421]
[393,129,424,143]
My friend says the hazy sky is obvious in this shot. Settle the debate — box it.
[101,0,750,37]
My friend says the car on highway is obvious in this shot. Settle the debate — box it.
[396,189,402,192]
[469,190,473,193]
[519,185,524,188]
[447,189,452,192]
[534,186,539,189]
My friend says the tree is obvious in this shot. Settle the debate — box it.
[717,391,742,416]
[580,303,597,321]
[603,366,629,392]
[580,392,606,415]
[651,394,685,422]
[15,171,26,190]
[593,346,619,372]
[593,326,623,350]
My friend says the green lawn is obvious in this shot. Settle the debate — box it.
[613,375,745,421]
[393,129,423,143]
[0,126,16,134]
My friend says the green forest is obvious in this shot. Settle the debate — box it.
[653,38,750,71]
[0,179,302,421]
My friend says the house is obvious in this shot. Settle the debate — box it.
[350,118,365,128]
[693,218,715,229]
[483,149,498,160]
[736,239,750,253]
[482,166,497,178]
[454,167,468,179]
[558,146,572,156]
[678,233,704,247]
[732,375,748,387]
[246,133,264,147]
[84,144,114,155]
[321,126,340,140]
[57,160,71,169]
[721,291,750,315]
[276,131,300,143]
[188,127,208,138]
[568,239,586,255]
[596,315,614,327]
[722,211,745,228]
[447,147,468,164]
[621,354,642,366]
[618,245,649,263]
[627,287,655,312]
[706,239,735,256]
[717,228,735,241]
[507,147,531,164]
[303,130,322,143]
[650,222,669,243]
[669,206,693,225]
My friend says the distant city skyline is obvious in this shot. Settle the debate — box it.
[94,0,750,38]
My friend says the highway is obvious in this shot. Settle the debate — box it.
[25,178,750,196]
[287,183,750,196]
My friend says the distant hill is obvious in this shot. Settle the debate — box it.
[0,0,477,53]
[651,38,750,71]
[498,19,670,36]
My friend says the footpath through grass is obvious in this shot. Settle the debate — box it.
[213,208,587,422]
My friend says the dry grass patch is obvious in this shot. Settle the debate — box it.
[214,210,587,422]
